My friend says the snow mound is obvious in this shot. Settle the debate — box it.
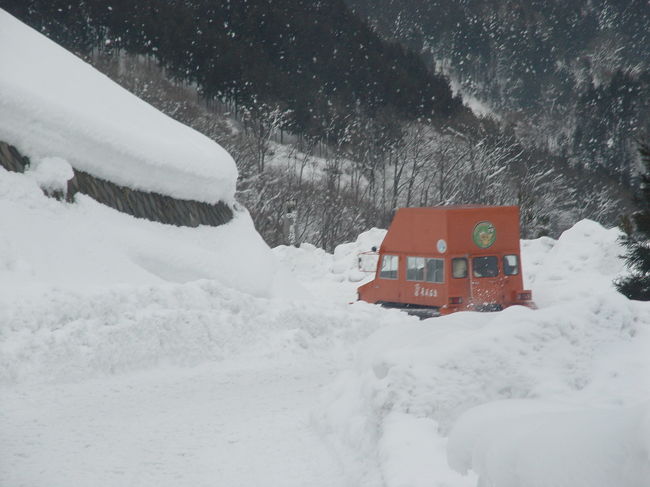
[0,162,312,383]
[274,228,385,282]
[0,165,393,385]
[0,279,386,384]
[25,156,74,195]
[319,221,650,487]
[0,10,236,204]
[332,228,386,282]
[0,168,287,299]
[272,228,386,303]
[521,219,623,306]
[447,400,650,487]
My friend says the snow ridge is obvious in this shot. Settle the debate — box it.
[0,10,237,204]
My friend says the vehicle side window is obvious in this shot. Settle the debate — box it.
[473,256,499,278]
[503,255,519,275]
[425,258,444,283]
[407,257,444,283]
[379,255,399,279]
[407,257,425,281]
[452,258,468,278]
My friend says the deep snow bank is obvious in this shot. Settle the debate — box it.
[319,220,650,487]
[0,168,285,298]
[0,166,399,386]
[0,9,236,204]
[0,164,315,383]
[0,277,388,384]
[447,399,650,487]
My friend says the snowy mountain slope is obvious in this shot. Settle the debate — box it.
[0,9,236,204]
[317,221,650,487]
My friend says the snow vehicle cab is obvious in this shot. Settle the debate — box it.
[357,206,535,316]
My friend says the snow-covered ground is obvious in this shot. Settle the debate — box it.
[2,164,649,486]
[2,359,349,487]
[0,161,389,485]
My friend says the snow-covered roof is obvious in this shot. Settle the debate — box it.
[0,9,237,205]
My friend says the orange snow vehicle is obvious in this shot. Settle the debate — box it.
[357,206,535,317]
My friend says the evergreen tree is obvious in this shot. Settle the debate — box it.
[2,0,464,138]
[616,142,650,300]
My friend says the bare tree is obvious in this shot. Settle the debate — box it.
[241,102,291,173]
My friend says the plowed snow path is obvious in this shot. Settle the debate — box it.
[1,360,349,487]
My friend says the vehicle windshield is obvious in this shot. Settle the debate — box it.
[473,256,499,278]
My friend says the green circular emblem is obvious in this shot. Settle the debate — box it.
[473,221,496,248]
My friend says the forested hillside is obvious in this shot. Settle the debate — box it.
[2,0,468,135]
[346,0,650,184]
[0,1,632,248]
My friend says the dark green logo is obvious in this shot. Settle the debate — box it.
[473,221,496,248]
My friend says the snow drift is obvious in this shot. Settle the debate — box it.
[0,9,236,204]
[447,399,650,487]
[0,153,306,383]
[0,167,394,387]
[272,228,386,303]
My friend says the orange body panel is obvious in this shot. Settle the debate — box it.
[357,206,534,314]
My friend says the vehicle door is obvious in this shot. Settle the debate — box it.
[373,253,402,303]
[470,255,505,308]
[450,256,471,304]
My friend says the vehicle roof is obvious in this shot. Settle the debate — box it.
[380,205,521,255]
[394,205,518,212]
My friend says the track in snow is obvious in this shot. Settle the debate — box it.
[1,359,350,487]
